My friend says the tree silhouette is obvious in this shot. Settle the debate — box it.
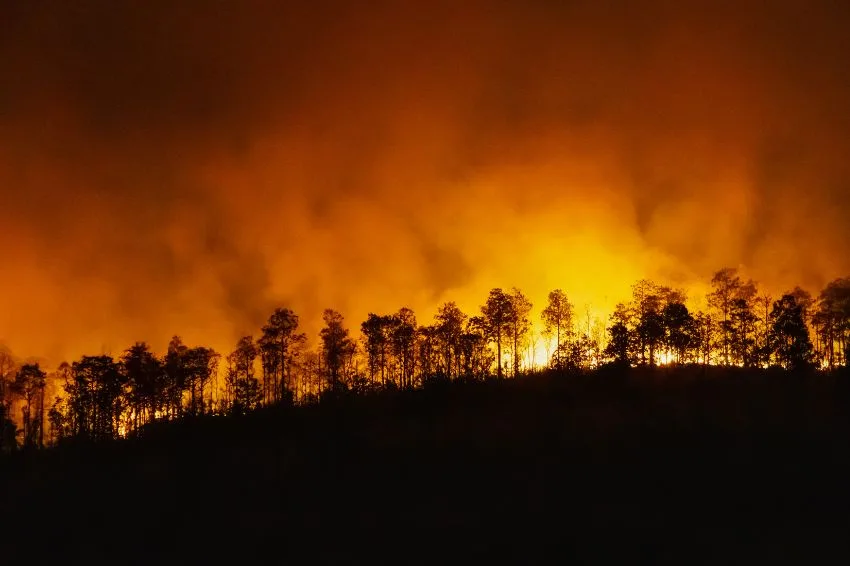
[708,268,756,366]
[417,324,439,382]
[814,278,850,368]
[638,310,665,367]
[47,395,67,445]
[728,281,758,367]
[603,321,630,367]
[435,302,467,379]
[459,315,492,378]
[320,309,355,392]
[540,289,574,369]
[555,334,595,371]
[0,404,16,453]
[258,333,279,405]
[754,293,774,367]
[662,301,695,364]
[0,347,16,447]
[260,308,305,403]
[362,313,393,386]
[164,336,190,419]
[604,303,633,367]
[770,294,814,371]
[692,312,715,366]
[7,264,850,454]
[227,336,260,413]
[390,308,417,388]
[0,348,18,452]
[13,363,46,448]
[481,288,514,379]
[121,342,163,431]
[184,346,220,414]
[67,355,125,441]
[49,362,73,441]
[507,289,532,377]
[632,280,666,366]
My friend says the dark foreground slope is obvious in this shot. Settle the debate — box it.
[3,367,850,564]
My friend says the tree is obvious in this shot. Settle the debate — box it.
[769,294,814,371]
[508,289,532,377]
[320,309,355,392]
[603,303,634,367]
[13,363,47,448]
[556,334,595,372]
[541,289,574,370]
[227,336,260,413]
[754,293,774,367]
[260,308,305,403]
[604,322,631,367]
[815,278,850,368]
[708,268,756,365]
[50,362,73,440]
[47,396,68,445]
[458,316,492,378]
[708,268,738,364]
[729,293,758,367]
[587,316,607,369]
[789,286,814,317]
[0,408,15,454]
[637,310,665,367]
[435,302,467,379]
[67,355,125,441]
[184,347,220,414]
[390,308,417,388]
[164,336,189,418]
[121,342,163,431]
[481,288,514,379]
[417,324,439,382]
[632,280,665,366]
[0,347,17,450]
[361,313,392,385]
[257,333,280,405]
[662,301,695,364]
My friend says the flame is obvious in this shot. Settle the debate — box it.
[0,1,849,365]
[528,329,555,371]
[657,351,674,367]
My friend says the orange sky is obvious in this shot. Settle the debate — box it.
[1,0,849,364]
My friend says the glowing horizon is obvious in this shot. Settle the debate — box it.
[1,1,849,365]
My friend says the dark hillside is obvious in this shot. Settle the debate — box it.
[3,367,850,564]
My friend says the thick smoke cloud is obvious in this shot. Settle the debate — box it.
[1,0,849,363]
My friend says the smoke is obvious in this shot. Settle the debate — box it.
[1,0,849,362]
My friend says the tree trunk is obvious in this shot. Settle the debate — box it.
[556,323,561,369]
[513,323,519,377]
[496,331,502,379]
[39,386,45,448]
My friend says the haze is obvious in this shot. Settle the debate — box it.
[1,0,849,363]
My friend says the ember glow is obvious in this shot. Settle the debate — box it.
[1,1,850,364]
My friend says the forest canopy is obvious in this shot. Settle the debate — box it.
[2,267,847,452]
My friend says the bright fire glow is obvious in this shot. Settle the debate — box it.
[657,351,674,366]
[529,331,555,370]
[0,1,848,366]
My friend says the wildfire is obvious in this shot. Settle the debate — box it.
[657,351,674,367]
[530,335,554,370]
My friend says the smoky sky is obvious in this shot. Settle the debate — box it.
[2,0,849,363]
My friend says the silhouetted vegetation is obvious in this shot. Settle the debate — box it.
[2,269,850,562]
[1,268,849,448]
